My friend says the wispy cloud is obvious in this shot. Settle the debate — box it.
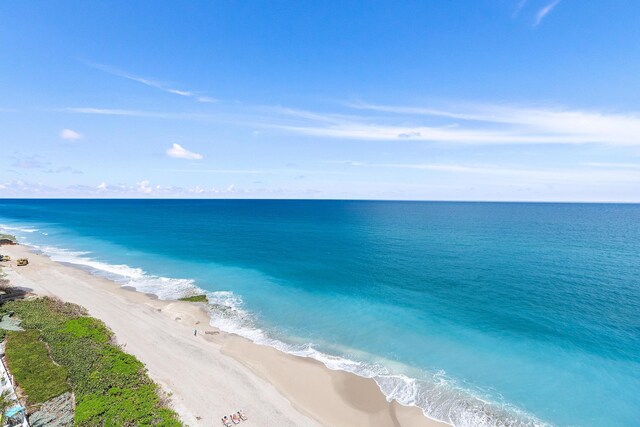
[337,102,640,145]
[341,162,640,185]
[9,155,82,174]
[534,0,561,26]
[84,62,216,103]
[62,107,166,118]
[166,143,203,160]
[61,107,212,121]
[11,155,49,170]
[195,96,217,103]
[62,100,640,146]
[157,167,348,176]
[60,128,83,141]
[48,166,83,175]
[582,162,640,169]
[160,168,264,174]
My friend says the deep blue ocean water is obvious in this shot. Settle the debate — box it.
[1,199,638,426]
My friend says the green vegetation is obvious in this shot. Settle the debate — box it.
[0,233,17,243]
[0,389,14,425]
[178,294,208,303]
[2,297,182,426]
[5,330,69,405]
[61,317,110,343]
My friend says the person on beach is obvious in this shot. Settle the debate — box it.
[194,329,197,336]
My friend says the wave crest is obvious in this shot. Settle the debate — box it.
[0,224,39,233]
[201,286,550,427]
[31,244,197,300]
[25,242,550,427]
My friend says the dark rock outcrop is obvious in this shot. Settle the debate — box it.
[28,392,74,427]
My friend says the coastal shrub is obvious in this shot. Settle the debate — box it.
[2,297,182,426]
[61,317,110,343]
[76,384,181,427]
[4,330,70,405]
[3,298,84,331]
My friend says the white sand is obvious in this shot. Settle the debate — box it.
[1,245,449,427]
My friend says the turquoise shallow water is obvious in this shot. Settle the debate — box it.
[1,199,639,426]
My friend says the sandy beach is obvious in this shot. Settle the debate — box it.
[1,244,449,427]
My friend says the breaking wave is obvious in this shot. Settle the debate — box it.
[203,287,551,427]
[29,244,198,301]
[0,224,40,233]
[14,238,550,427]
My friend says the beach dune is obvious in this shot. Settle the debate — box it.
[1,245,448,427]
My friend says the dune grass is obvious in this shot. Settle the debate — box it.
[2,297,182,426]
[5,329,70,405]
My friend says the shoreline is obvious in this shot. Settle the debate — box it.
[1,244,449,427]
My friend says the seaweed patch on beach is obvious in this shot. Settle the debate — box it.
[178,294,208,303]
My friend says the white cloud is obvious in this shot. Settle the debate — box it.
[189,186,206,194]
[166,143,204,160]
[60,128,83,141]
[136,180,153,194]
[186,185,240,195]
[0,180,57,195]
[0,179,253,198]
[534,0,561,26]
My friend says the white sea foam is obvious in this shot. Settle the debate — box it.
[200,287,551,426]
[21,239,551,427]
[0,224,39,233]
[29,244,198,301]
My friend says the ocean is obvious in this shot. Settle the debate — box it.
[0,199,638,426]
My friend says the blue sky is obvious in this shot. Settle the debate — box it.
[1,0,640,201]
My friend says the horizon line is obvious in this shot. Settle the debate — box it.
[1,197,638,205]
